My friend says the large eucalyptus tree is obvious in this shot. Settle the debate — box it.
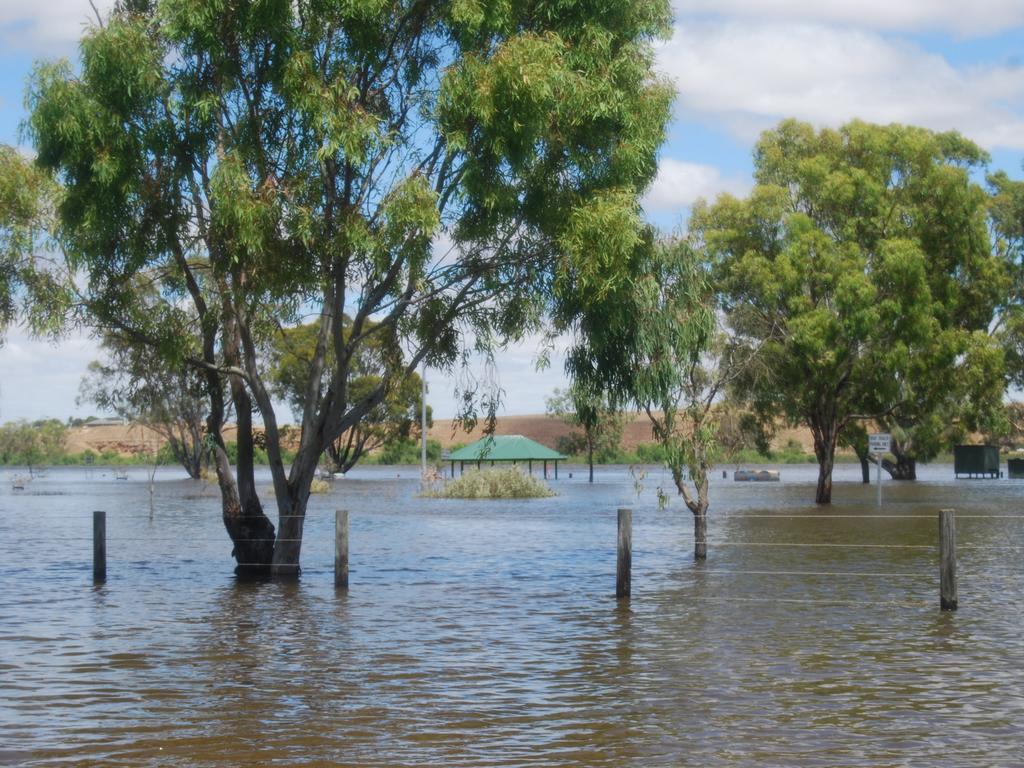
[699,120,1006,502]
[29,0,672,574]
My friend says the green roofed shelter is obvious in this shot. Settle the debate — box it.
[447,435,567,480]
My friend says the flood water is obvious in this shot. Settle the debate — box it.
[1,462,1023,766]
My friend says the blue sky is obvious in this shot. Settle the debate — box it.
[1,0,1023,422]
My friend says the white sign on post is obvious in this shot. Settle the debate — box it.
[869,433,891,455]
[868,432,890,507]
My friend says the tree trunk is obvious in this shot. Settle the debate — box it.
[811,421,839,504]
[215,440,276,577]
[271,460,318,577]
[271,494,305,577]
[882,454,917,480]
[217,316,276,576]
[815,452,835,503]
[693,510,708,560]
[676,465,710,561]
[859,455,870,484]
[588,442,594,483]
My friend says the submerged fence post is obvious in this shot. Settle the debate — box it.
[939,508,957,611]
[616,507,632,599]
[93,510,106,583]
[335,509,349,589]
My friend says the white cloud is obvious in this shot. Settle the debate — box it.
[677,0,1024,36]
[658,21,1024,150]
[0,327,101,422]
[0,0,111,55]
[643,158,752,212]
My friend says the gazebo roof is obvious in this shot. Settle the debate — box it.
[447,435,566,462]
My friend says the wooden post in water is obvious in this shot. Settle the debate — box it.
[616,507,632,599]
[939,508,957,611]
[93,510,106,583]
[335,509,349,589]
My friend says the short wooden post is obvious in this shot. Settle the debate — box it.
[335,509,349,589]
[93,510,106,583]
[616,507,632,599]
[939,508,957,611]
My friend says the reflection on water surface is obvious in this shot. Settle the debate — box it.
[1,463,1023,766]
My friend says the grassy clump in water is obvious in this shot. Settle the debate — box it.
[423,467,555,499]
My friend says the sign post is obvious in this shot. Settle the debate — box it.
[868,433,891,508]
[421,363,428,477]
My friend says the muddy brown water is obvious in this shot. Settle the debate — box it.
[1,463,1023,766]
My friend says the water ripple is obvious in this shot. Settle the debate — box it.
[1,464,1023,766]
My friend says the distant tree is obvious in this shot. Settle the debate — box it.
[998,402,1024,450]
[375,437,441,466]
[715,403,771,467]
[859,329,1005,480]
[0,419,66,475]
[700,119,1006,502]
[79,336,209,479]
[545,385,625,482]
[268,318,429,474]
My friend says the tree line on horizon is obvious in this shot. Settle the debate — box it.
[1,0,1023,566]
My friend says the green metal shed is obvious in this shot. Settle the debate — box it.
[953,445,1000,479]
[447,435,567,480]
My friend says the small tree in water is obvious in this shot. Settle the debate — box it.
[28,0,672,575]
[569,237,748,559]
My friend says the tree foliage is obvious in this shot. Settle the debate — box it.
[29,0,671,573]
[0,146,69,343]
[698,119,1006,502]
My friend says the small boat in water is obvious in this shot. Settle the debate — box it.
[733,469,780,482]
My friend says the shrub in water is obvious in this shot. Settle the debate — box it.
[423,467,555,499]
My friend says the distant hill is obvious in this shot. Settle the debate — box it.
[429,413,819,454]
[427,413,652,450]
[64,414,821,457]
